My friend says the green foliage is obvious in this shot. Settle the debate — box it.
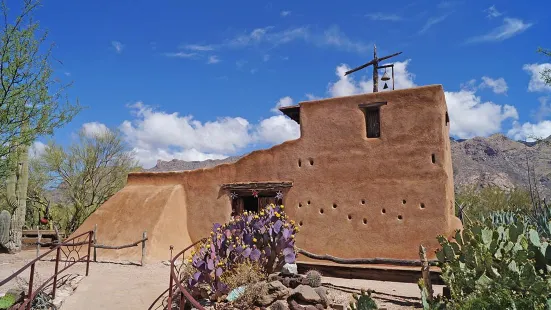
[456,186,532,223]
[435,222,551,309]
[538,47,551,87]
[0,0,80,178]
[0,293,16,309]
[349,289,377,310]
[417,279,446,310]
[33,128,139,233]
[305,269,322,287]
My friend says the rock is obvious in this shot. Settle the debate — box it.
[5,288,24,301]
[257,281,290,306]
[268,272,281,282]
[330,303,346,310]
[281,263,298,276]
[314,287,329,307]
[314,304,324,310]
[291,285,321,304]
[288,300,304,310]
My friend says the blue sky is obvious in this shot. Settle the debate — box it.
[21,0,551,167]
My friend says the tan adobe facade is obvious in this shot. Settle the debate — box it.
[72,84,462,262]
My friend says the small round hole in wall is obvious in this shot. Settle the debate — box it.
[402,200,406,204]
[309,158,314,165]
[420,203,426,209]
[361,199,366,205]
[299,221,303,226]
[298,203,302,208]
[319,208,324,214]
[298,159,302,167]
[307,200,311,205]
[332,203,337,209]
[381,208,386,214]
[398,215,403,220]
[431,154,436,164]
[347,214,352,220]
[363,218,367,225]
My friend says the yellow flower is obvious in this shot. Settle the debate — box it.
[253,238,257,242]
[275,212,281,218]
[280,205,285,209]
[291,235,295,239]
[254,215,259,219]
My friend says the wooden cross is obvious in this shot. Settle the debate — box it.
[344,44,402,92]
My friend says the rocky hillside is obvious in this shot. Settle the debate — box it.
[451,134,551,199]
[146,134,551,199]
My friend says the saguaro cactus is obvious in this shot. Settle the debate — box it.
[4,144,30,253]
[0,210,11,248]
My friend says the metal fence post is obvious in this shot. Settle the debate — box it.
[36,226,41,258]
[27,262,35,310]
[86,231,93,276]
[93,224,97,262]
[52,247,61,299]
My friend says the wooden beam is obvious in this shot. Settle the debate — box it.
[358,102,387,109]
[377,51,403,62]
[376,64,394,69]
[344,59,377,76]
[221,181,293,192]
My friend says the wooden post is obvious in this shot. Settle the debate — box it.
[27,262,35,310]
[36,226,41,258]
[392,65,395,90]
[419,245,434,302]
[373,44,379,92]
[86,231,92,276]
[141,231,147,266]
[93,224,97,262]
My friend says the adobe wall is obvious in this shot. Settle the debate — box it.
[74,84,461,261]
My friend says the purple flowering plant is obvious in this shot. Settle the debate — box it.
[187,204,299,295]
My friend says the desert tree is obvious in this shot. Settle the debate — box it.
[37,128,140,233]
[538,47,551,86]
[0,0,80,252]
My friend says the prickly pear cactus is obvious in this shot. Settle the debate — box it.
[305,270,322,287]
[349,289,377,310]
[0,210,10,247]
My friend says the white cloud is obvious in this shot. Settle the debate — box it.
[193,25,370,54]
[418,15,449,34]
[64,72,71,77]
[164,52,196,58]
[263,54,270,62]
[254,115,300,144]
[445,90,518,138]
[82,122,110,138]
[272,96,294,112]
[207,55,220,64]
[117,101,301,168]
[280,11,291,17]
[485,5,502,19]
[479,76,508,94]
[305,93,323,101]
[366,13,402,21]
[523,63,551,92]
[534,96,551,121]
[438,1,461,9]
[111,41,124,53]
[29,141,47,158]
[508,120,551,142]
[182,44,215,51]
[466,17,532,43]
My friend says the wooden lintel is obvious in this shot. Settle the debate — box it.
[221,182,293,192]
[358,102,387,109]
[376,64,394,69]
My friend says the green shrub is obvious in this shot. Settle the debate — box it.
[0,293,16,309]
[436,221,551,309]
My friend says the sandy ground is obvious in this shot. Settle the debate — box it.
[1,250,441,309]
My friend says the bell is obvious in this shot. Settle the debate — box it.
[381,69,390,81]
[383,82,389,89]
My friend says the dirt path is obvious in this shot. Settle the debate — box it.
[1,250,439,309]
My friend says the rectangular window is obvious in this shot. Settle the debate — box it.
[365,108,380,138]
[359,102,386,139]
